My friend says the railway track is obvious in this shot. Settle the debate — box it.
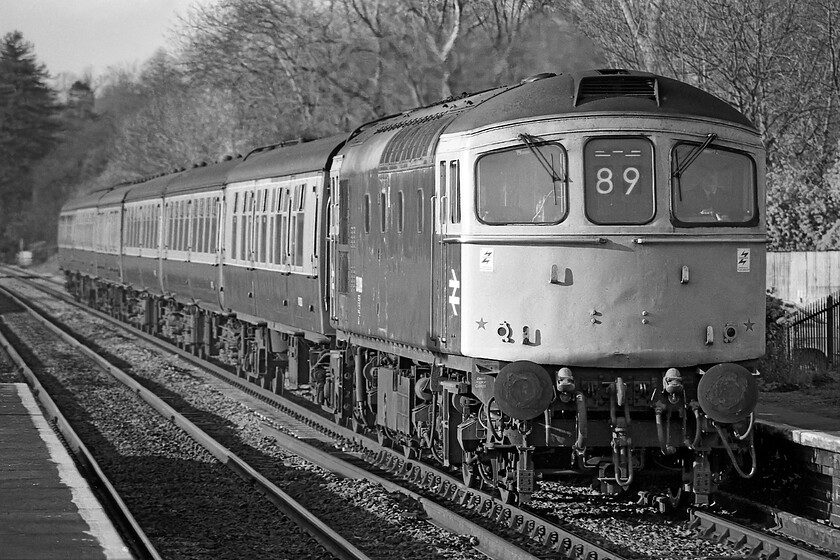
[0,310,161,560]
[0,281,371,560]
[2,265,837,560]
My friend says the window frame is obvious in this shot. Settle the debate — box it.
[475,141,569,226]
[670,142,759,228]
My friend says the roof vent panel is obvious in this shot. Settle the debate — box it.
[575,75,659,106]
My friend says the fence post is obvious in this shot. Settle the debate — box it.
[828,294,835,365]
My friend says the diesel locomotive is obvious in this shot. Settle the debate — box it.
[58,69,765,506]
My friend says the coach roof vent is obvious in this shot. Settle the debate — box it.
[574,73,659,106]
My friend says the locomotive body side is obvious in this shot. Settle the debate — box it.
[330,111,462,351]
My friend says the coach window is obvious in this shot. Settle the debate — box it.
[126,208,133,247]
[272,188,284,264]
[476,143,567,224]
[202,198,210,253]
[132,208,138,247]
[279,188,290,264]
[269,189,277,263]
[199,199,208,253]
[200,199,209,253]
[167,202,175,249]
[231,194,238,259]
[146,206,152,249]
[170,203,178,250]
[139,206,146,248]
[173,202,180,251]
[182,201,190,251]
[172,202,180,251]
[191,200,200,252]
[241,192,249,260]
[210,198,219,253]
[152,204,159,248]
[291,184,306,266]
[584,137,655,225]
[256,188,267,263]
[672,144,757,226]
[168,203,175,250]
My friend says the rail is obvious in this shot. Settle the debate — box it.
[690,510,834,560]
[0,312,163,560]
[0,282,372,560]
[12,267,831,560]
[2,267,633,560]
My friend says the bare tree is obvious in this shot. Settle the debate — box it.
[567,0,665,72]
[568,0,840,249]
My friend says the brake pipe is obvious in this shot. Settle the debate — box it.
[715,423,757,478]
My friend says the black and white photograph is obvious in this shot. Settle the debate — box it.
[0,1,838,559]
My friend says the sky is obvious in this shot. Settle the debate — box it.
[1,0,211,78]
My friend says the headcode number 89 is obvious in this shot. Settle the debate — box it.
[595,167,640,195]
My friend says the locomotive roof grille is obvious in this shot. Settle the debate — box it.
[574,75,660,107]
[380,115,457,165]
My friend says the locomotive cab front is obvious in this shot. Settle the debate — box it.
[432,71,765,505]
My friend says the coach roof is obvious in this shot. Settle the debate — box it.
[226,133,349,184]
[165,156,242,196]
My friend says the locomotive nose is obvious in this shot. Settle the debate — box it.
[697,363,759,423]
[494,361,554,420]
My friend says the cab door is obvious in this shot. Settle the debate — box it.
[431,159,462,351]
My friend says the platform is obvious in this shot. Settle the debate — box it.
[756,401,840,528]
[0,383,132,560]
[757,402,840,453]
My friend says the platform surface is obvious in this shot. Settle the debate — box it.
[0,383,131,560]
[756,401,840,453]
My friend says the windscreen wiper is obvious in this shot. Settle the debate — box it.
[518,133,563,204]
[673,133,717,179]
[673,132,716,201]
